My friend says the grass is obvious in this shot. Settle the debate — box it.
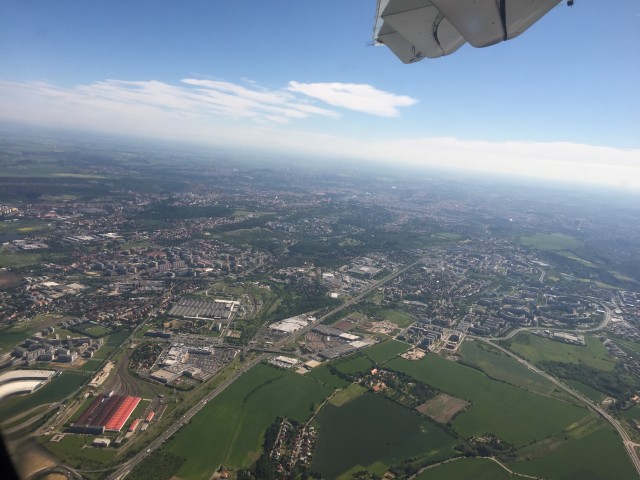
[329,383,366,407]
[0,219,49,235]
[166,363,332,480]
[415,458,511,480]
[386,355,590,445]
[377,309,414,328]
[0,252,42,268]
[459,340,555,395]
[305,364,350,389]
[508,424,636,480]
[504,332,616,372]
[83,325,111,337]
[311,392,457,479]
[565,379,607,403]
[362,339,411,364]
[0,328,31,354]
[620,405,640,421]
[0,372,88,420]
[44,434,116,468]
[334,355,374,376]
[521,233,583,251]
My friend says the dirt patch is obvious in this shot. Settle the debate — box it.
[401,348,426,360]
[416,393,470,423]
[0,271,21,289]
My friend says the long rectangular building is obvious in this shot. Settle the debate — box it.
[73,394,141,433]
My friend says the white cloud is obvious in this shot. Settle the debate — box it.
[0,77,639,189]
[287,81,417,117]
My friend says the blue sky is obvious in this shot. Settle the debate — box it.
[1,1,639,187]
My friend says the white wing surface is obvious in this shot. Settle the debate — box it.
[373,0,561,63]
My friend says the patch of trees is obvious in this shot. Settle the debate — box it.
[455,433,516,459]
[539,360,640,401]
[127,450,186,480]
[139,202,232,221]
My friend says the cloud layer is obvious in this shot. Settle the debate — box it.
[1,77,639,189]
[0,77,415,127]
[287,81,417,117]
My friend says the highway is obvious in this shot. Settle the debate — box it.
[477,337,640,476]
[109,258,425,479]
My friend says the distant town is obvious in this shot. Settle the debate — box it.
[1,134,640,480]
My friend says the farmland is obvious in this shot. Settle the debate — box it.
[311,392,457,479]
[362,339,411,364]
[521,233,583,251]
[503,332,616,371]
[459,340,555,395]
[507,424,636,480]
[334,354,374,376]
[416,458,511,480]
[386,355,590,445]
[165,363,331,480]
[305,364,350,389]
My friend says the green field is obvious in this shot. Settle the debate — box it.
[305,364,350,389]
[362,339,411,364]
[0,252,43,267]
[504,332,616,371]
[521,233,583,251]
[377,309,414,328]
[415,458,510,480]
[565,379,607,403]
[83,325,111,337]
[0,328,30,354]
[508,424,636,480]
[312,392,457,479]
[44,434,116,468]
[386,355,589,445]
[0,219,49,235]
[0,372,88,420]
[166,363,332,479]
[334,354,374,376]
[329,383,366,407]
[460,340,555,395]
[620,405,640,421]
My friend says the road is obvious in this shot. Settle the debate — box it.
[109,258,425,479]
[496,303,612,341]
[477,337,640,476]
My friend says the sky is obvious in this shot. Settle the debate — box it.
[1,1,639,188]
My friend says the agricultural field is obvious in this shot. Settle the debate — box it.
[333,354,374,376]
[521,233,583,251]
[507,424,636,480]
[361,339,411,364]
[416,393,469,424]
[165,363,332,480]
[386,355,590,445]
[305,364,350,389]
[312,392,457,479]
[328,383,366,407]
[0,372,88,420]
[504,332,616,371]
[415,458,511,480]
[459,340,555,395]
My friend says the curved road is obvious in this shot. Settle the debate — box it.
[477,337,640,476]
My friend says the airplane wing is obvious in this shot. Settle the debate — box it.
[373,0,562,63]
